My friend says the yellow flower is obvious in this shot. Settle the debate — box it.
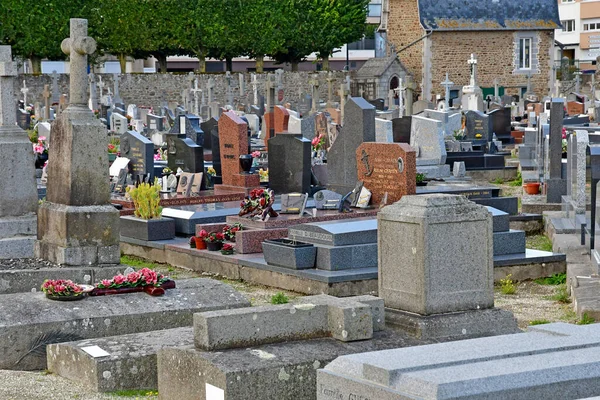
[475,134,482,139]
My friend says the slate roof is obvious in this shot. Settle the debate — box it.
[355,54,406,79]
[418,0,561,31]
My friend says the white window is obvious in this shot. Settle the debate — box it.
[519,38,532,70]
[562,0,574,3]
[584,22,600,32]
[562,20,575,32]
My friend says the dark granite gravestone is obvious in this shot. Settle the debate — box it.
[392,117,412,143]
[368,98,385,111]
[166,133,205,176]
[113,107,126,116]
[327,97,376,195]
[100,104,110,120]
[488,107,512,144]
[16,108,31,130]
[207,117,222,184]
[147,113,165,132]
[267,133,312,194]
[162,106,175,126]
[547,99,567,203]
[120,131,154,180]
[298,94,312,117]
[563,115,590,125]
[465,110,491,142]
[200,118,218,151]
[501,94,513,105]
[170,114,204,146]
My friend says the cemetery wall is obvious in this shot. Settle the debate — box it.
[14,71,348,111]
[387,0,424,87]
[429,31,553,99]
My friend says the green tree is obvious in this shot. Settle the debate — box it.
[242,0,286,72]
[269,0,314,71]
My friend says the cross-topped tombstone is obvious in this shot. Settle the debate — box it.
[36,18,120,266]
[441,73,453,110]
[326,71,335,108]
[0,46,38,257]
[97,75,104,98]
[225,71,234,106]
[51,70,60,103]
[309,74,320,114]
[468,53,478,86]
[42,84,51,121]
[239,73,245,98]
[493,78,500,103]
[251,73,259,106]
[88,72,98,111]
[20,80,29,105]
[190,77,201,116]
[113,73,122,105]
[395,78,405,116]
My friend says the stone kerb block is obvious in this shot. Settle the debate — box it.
[194,295,380,351]
[378,194,494,315]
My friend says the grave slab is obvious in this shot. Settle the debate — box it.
[288,218,377,246]
[0,278,250,370]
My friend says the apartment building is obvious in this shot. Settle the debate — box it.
[555,0,600,70]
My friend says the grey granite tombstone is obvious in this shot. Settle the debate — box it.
[465,110,491,142]
[421,109,462,136]
[313,190,343,210]
[547,99,567,203]
[16,108,31,130]
[170,113,204,146]
[267,133,312,194]
[120,130,154,179]
[488,107,512,142]
[410,114,450,178]
[391,116,412,143]
[0,46,38,258]
[375,118,393,143]
[166,133,204,175]
[147,113,165,132]
[327,97,376,195]
[36,19,120,266]
[200,118,217,151]
[377,194,517,339]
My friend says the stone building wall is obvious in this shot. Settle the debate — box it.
[14,71,348,112]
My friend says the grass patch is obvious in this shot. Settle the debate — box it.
[491,178,505,185]
[529,319,551,326]
[508,171,522,187]
[108,389,158,397]
[578,313,596,325]
[121,255,164,269]
[525,235,553,252]
[535,273,566,285]
[271,292,290,304]
[499,274,517,295]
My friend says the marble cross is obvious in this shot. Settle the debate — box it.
[575,71,582,94]
[326,71,335,108]
[60,19,97,107]
[441,73,454,110]
[21,80,29,105]
[468,53,478,87]
[97,75,105,97]
[251,73,259,106]
[207,77,215,103]
[51,70,60,103]
[42,84,51,120]
[190,77,202,115]
[554,80,561,98]
[0,46,18,127]
[309,74,320,113]
[88,72,98,111]
[112,73,122,104]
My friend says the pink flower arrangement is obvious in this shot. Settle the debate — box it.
[251,151,261,158]
[96,268,169,289]
[197,229,209,239]
[33,136,48,155]
[562,127,567,140]
[311,134,325,151]
[41,279,84,297]
[221,243,234,255]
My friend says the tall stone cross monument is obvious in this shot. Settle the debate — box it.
[441,73,454,111]
[0,46,38,258]
[36,19,120,266]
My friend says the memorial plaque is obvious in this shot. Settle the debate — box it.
[356,142,416,204]
[177,172,195,196]
[120,131,154,179]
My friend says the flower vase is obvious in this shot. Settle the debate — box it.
[35,153,48,169]
[206,241,223,251]
[195,238,207,250]
[239,155,253,174]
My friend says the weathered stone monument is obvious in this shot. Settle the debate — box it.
[36,19,120,265]
[0,46,38,258]
[547,99,567,203]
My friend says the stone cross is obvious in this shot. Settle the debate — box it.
[207,77,215,103]
[468,53,478,87]
[97,75,104,97]
[88,72,98,111]
[493,78,500,101]
[592,74,597,100]
[51,70,60,103]
[0,47,18,127]
[20,80,29,105]
[326,71,335,108]
[404,76,416,116]
[339,80,350,124]
[225,71,233,106]
[526,73,532,94]
[575,71,582,93]
[554,80,561,98]
[112,73,122,104]
[394,78,405,116]
[266,74,276,112]
[42,84,51,120]
[441,73,454,110]
[60,19,97,106]
[388,89,395,110]
[190,77,201,115]
[251,73,259,106]
[239,73,245,97]
[309,74,320,113]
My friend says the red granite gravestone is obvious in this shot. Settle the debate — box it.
[215,111,260,191]
[567,101,584,116]
[274,105,289,134]
[356,142,416,205]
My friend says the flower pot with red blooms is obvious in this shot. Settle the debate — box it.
[204,232,224,251]
[195,230,209,249]
[223,223,244,242]
[221,243,235,255]
[41,279,90,301]
[239,154,253,174]
[523,182,541,195]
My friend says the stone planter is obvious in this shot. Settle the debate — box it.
[120,216,175,241]
[262,238,317,270]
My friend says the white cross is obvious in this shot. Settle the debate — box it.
[97,75,105,97]
[190,78,202,115]
[309,74,320,113]
[441,73,454,110]
[554,80,561,98]
[395,78,405,116]
[468,54,478,87]
[251,73,259,106]
[21,80,29,105]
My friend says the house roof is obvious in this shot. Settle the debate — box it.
[355,54,405,79]
[418,0,561,31]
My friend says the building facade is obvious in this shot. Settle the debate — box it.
[385,0,561,101]
[555,0,600,71]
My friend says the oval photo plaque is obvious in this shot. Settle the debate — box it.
[397,157,404,173]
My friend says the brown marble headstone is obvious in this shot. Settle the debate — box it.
[567,101,584,116]
[217,111,260,188]
[326,107,341,125]
[274,105,290,134]
[356,142,416,204]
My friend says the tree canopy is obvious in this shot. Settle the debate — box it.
[0,0,369,72]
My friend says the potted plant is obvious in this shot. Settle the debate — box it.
[120,180,176,241]
[221,243,235,255]
[108,137,120,163]
[416,173,428,187]
[41,279,91,301]
[523,182,541,195]
[194,229,208,249]
[29,129,49,169]
[262,237,317,270]
[204,232,224,251]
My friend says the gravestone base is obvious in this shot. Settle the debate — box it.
[36,203,120,266]
[546,178,567,204]
[0,214,37,259]
[385,307,519,341]
[416,164,450,179]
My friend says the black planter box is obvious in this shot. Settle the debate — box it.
[120,216,176,241]
[262,238,317,270]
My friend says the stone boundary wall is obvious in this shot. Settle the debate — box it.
[14,72,348,112]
